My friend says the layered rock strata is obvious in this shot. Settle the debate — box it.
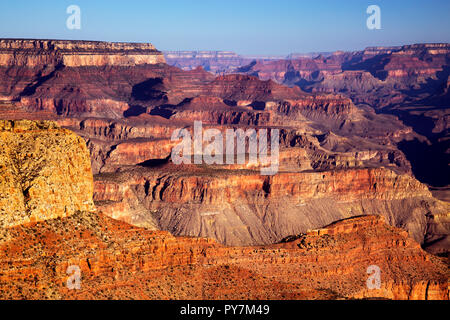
[0,212,448,300]
[0,39,165,67]
[0,120,448,300]
[93,165,450,249]
[0,39,448,256]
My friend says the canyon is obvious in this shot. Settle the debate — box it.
[166,44,449,188]
[0,39,448,299]
[0,120,448,300]
[164,51,253,74]
[217,44,450,189]
[163,50,332,74]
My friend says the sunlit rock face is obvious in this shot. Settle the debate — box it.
[0,39,165,67]
[0,120,95,228]
[0,211,448,300]
[93,164,449,249]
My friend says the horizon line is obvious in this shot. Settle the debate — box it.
[1,37,449,57]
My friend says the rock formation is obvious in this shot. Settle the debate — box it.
[0,39,448,260]
[93,163,450,250]
[233,44,450,189]
[0,120,95,228]
[0,204,448,299]
[0,36,449,299]
[0,123,447,299]
[0,39,165,67]
[164,50,252,74]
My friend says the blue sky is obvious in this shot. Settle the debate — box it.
[0,0,449,55]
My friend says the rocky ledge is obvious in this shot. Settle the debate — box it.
[0,39,166,67]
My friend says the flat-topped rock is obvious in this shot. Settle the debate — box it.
[0,39,166,67]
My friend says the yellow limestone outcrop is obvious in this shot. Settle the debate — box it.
[0,120,95,227]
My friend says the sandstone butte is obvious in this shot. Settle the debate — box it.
[0,120,448,300]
